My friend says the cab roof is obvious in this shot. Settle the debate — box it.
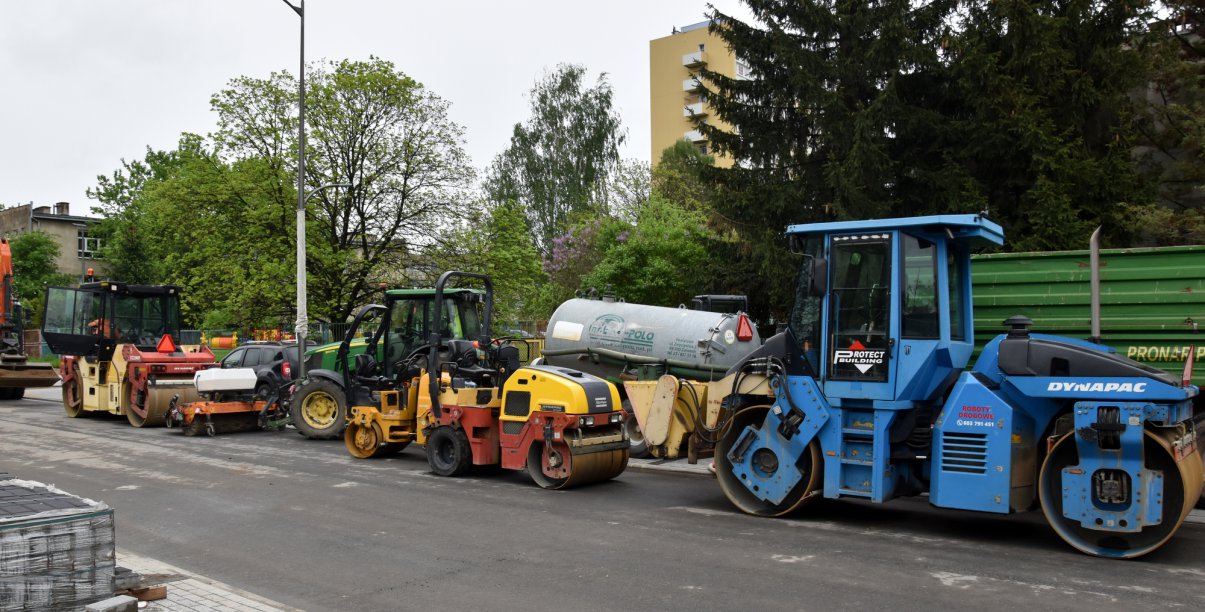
[78,282,182,296]
[384,287,484,298]
[786,214,1005,248]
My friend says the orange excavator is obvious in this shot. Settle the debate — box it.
[0,239,60,399]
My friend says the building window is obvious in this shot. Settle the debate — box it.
[78,230,101,259]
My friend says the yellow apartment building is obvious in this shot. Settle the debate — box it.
[649,20,750,167]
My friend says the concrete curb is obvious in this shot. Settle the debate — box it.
[626,457,715,478]
[116,550,302,612]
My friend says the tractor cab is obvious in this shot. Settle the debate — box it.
[42,282,184,361]
[785,215,1004,407]
[325,284,494,409]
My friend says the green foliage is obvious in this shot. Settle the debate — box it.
[583,195,713,307]
[88,143,189,283]
[433,199,546,325]
[485,64,626,254]
[1132,1,1205,218]
[698,0,1166,317]
[949,0,1155,250]
[8,231,74,325]
[91,57,473,328]
[90,135,296,328]
[654,140,716,214]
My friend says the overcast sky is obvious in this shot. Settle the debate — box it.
[0,1,753,214]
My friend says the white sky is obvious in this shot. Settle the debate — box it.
[0,0,753,214]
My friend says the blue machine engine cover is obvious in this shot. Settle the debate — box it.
[930,372,1036,513]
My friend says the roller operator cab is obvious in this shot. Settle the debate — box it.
[336,271,629,489]
[715,215,1203,558]
[41,282,216,426]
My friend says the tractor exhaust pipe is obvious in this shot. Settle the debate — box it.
[1090,226,1102,344]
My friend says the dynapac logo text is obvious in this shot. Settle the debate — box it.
[1046,381,1148,393]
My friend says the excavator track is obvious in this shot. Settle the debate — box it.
[528,427,629,489]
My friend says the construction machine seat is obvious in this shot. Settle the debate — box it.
[353,353,391,389]
[445,339,495,387]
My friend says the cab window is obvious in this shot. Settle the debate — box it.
[828,234,891,382]
[901,234,939,339]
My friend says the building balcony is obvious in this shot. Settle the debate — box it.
[684,130,706,143]
[683,102,706,117]
[682,77,703,92]
[683,51,707,67]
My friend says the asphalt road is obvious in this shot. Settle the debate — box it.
[3,388,1204,612]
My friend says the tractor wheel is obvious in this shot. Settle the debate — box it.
[714,405,823,517]
[291,378,347,439]
[426,426,471,477]
[63,366,85,418]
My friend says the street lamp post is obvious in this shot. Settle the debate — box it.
[293,182,349,378]
[279,1,349,379]
[280,0,307,362]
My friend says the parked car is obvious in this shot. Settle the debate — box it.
[218,341,301,399]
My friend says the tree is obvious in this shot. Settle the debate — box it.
[1131,0,1205,235]
[90,134,297,329]
[433,199,546,325]
[8,231,74,325]
[91,58,475,328]
[699,1,1164,318]
[583,195,713,307]
[300,59,475,322]
[699,1,959,319]
[484,64,626,254]
[88,144,188,284]
[948,0,1156,250]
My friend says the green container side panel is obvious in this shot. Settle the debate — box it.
[971,245,1205,386]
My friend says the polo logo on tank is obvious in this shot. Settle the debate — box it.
[833,340,885,374]
[587,314,625,342]
[1046,381,1148,393]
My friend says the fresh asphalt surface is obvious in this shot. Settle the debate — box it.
[2,388,1203,612]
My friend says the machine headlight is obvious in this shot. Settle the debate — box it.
[610,413,621,423]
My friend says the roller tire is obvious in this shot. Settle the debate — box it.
[1038,430,1197,558]
[622,400,651,458]
[291,377,348,440]
[426,426,472,477]
[345,422,384,459]
[63,366,85,418]
[715,405,823,517]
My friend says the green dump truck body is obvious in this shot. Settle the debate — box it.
[972,245,1205,386]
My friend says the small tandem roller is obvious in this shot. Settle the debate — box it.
[296,270,629,488]
[708,215,1202,559]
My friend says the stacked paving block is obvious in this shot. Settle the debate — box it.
[0,474,116,610]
